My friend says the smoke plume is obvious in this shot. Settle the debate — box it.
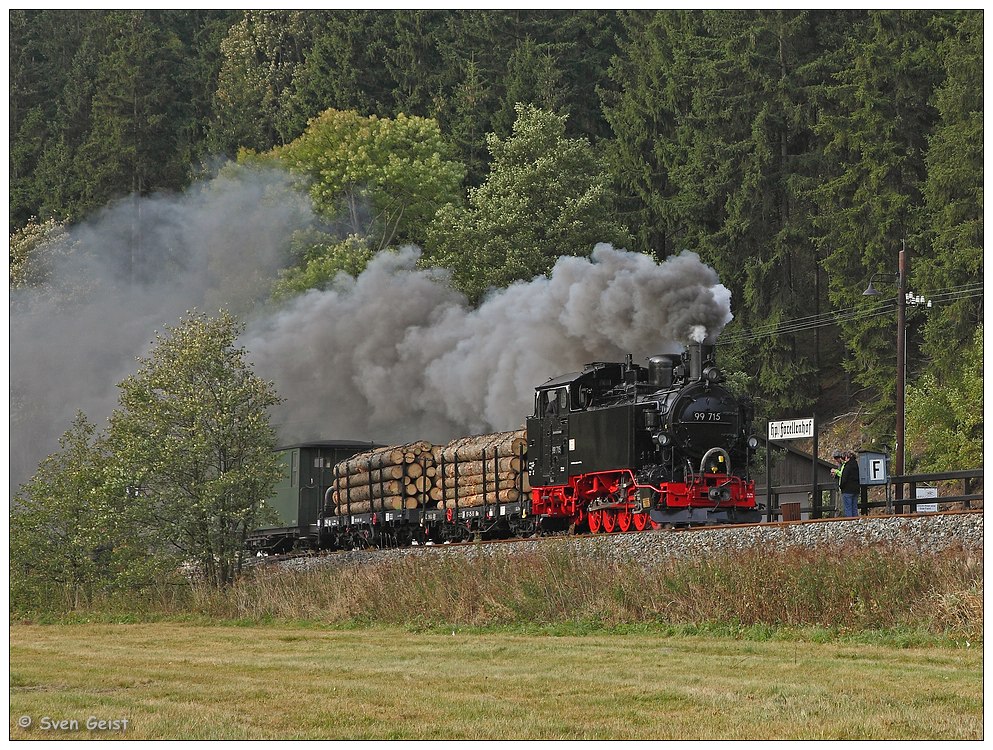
[10,171,732,491]
[246,245,732,444]
[9,168,313,490]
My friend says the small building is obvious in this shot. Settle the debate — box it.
[752,436,839,518]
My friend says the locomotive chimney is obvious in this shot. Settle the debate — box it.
[687,343,716,381]
[689,343,703,381]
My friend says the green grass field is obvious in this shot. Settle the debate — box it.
[9,622,983,740]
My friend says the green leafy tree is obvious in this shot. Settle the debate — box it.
[270,233,374,301]
[246,108,465,253]
[107,311,283,587]
[10,414,160,612]
[906,325,982,472]
[209,10,317,155]
[9,219,73,290]
[425,104,630,303]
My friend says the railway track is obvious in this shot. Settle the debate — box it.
[250,509,983,571]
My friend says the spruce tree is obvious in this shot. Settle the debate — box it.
[814,10,949,433]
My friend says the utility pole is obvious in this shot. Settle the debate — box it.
[894,241,907,511]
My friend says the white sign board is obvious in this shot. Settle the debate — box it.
[916,487,939,513]
[768,418,815,441]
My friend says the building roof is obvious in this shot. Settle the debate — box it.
[274,439,384,451]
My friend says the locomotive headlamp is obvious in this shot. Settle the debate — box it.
[654,432,672,447]
[703,365,723,383]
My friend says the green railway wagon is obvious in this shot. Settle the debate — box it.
[247,440,381,554]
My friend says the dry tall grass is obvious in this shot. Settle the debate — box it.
[186,543,982,638]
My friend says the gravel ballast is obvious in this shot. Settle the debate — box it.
[271,511,983,574]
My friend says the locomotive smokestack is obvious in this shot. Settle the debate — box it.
[689,343,703,381]
[687,343,716,381]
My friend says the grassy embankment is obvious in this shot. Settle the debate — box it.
[20,541,980,638]
[10,542,982,740]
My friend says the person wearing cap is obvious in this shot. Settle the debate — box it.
[831,450,861,517]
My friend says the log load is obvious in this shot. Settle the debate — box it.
[327,430,531,516]
[435,430,529,509]
[329,441,437,515]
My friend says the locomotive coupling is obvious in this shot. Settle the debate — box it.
[707,486,732,503]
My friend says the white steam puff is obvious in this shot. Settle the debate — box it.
[246,244,733,443]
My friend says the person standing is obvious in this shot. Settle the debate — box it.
[832,450,861,517]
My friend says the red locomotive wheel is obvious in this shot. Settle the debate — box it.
[632,513,648,531]
[588,510,602,534]
[617,510,631,532]
[602,510,616,533]
[648,518,662,530]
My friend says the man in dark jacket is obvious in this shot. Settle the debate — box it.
[831,451,861,517]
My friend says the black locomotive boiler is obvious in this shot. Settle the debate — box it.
[527,342,761,533]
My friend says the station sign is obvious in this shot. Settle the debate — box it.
[767,418,814,441]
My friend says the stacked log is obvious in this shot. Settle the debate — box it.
[435,430,529,509]
[328,441,437,515]
[327,430,531,516]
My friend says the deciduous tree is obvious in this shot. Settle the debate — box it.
[906,325,982,473]
[107,311,283,587]
[10,414,159,612]
[246,108,464,254]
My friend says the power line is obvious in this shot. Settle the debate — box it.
[718,285,984,345]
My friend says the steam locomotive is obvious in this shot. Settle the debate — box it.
[528,341,760,534]
[247,342,761,553]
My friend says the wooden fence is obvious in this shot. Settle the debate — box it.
[760,468,983,522]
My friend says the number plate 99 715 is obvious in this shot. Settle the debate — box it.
[693,411,724,422]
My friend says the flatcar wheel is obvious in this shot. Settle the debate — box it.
[588,510,602,534]
[616,510,631,533]
[632,513,648,532]
[602,510,616,534]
